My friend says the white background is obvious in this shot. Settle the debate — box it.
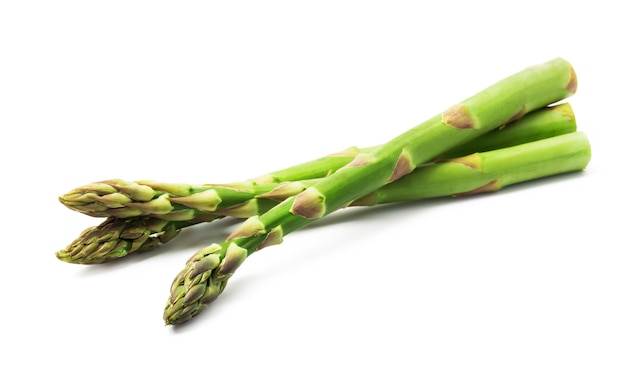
[1,1,624,388]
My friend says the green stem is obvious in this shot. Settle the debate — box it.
[57,103,576,264]
[353,132,590,206]
[164,58,578,325]
[59,103,575,220]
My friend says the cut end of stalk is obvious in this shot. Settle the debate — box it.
[442,104,476,129]
[567,66,578,95]
[290,187,327,219]
[227,216,267,240]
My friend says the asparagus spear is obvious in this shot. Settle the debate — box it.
[59,103,576,220]
[164,58,577,325]
[55,215,217,264]
[353,132,590,206]
[58,130,588,265]
[56,103,576,264]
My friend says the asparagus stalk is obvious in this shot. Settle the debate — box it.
[164,58,577,325]
[353,132,590,206]
[435,101,575,159]
[59,103,576,221]
[57,103,576,264]
[58,130,588,265]
[55,215,217,264]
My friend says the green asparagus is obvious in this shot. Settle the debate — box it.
[56,103,576,264]
[58,131,589,265]
[55,215,217,264]
[353,132,590,206]
[164,57,577,325]
[59,103,576,221]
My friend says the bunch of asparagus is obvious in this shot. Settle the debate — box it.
[56,58,590,325]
